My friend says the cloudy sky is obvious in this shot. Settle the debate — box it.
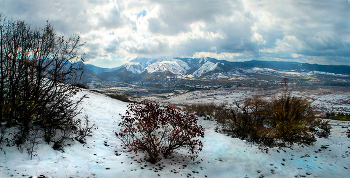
[1,0,350,68]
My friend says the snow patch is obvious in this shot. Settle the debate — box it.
[309,71,349,77]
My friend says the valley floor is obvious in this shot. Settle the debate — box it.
[139,87,350,115]
[0,89,349,178]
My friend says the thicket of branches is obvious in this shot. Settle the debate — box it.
[0,16,88,156]
[116,103,204,164]
[187,79,331,147]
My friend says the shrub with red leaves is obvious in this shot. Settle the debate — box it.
[116,102,204,163]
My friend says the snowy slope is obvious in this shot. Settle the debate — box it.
[193,61,219,77]
[125,57,190,75]
[124,57,220,77]
[125,62,144,74]
[145,61,189,75]
[123,57,228,78]
[1,89,349,178]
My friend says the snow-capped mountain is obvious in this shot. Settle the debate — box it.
[124,62,144,74]
[145,61,189,75]
[82,58,350,84]
[123,57,220,77]
[125,57,191,75]
[193,61,219,77]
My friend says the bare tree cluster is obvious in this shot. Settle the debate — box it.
[0,16,87,154]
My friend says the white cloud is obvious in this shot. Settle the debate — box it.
[251,32,266,45]
[192,52,246,61]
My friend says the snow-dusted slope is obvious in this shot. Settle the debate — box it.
[122,57,229,78]
[124,57,190,75]
[193,61,219,77]
[145,61,189,75]
[124,57,222,77]
[1,89,349,178]
[124,62,144,74]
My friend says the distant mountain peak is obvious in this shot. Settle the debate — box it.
[125,57,190,75]
[199,57,209,64]
[111,57,350,79]
[82,58,350,84]
[145,60,189,75]
[125,62,143,74]
[124,57,227,78]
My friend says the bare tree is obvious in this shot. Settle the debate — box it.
[0,16,87,150]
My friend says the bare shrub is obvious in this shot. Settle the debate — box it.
[116,102,204,163]
[189,79,331,147]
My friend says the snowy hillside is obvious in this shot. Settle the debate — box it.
[85,58,350,85]
[125,57,190,75]
[1,89,349,177]
[124,57,218,77]
[146,61,189,75]
[193,61,219,77]
[125,62,144,74]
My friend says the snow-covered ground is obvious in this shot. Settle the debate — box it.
[139,88,256,106]
[140,87,350,115]
[1,89,349,178]
[293,89,350,115]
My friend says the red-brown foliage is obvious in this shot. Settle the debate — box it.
[116,102,204,163]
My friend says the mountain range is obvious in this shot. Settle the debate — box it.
[82,57,350,84]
